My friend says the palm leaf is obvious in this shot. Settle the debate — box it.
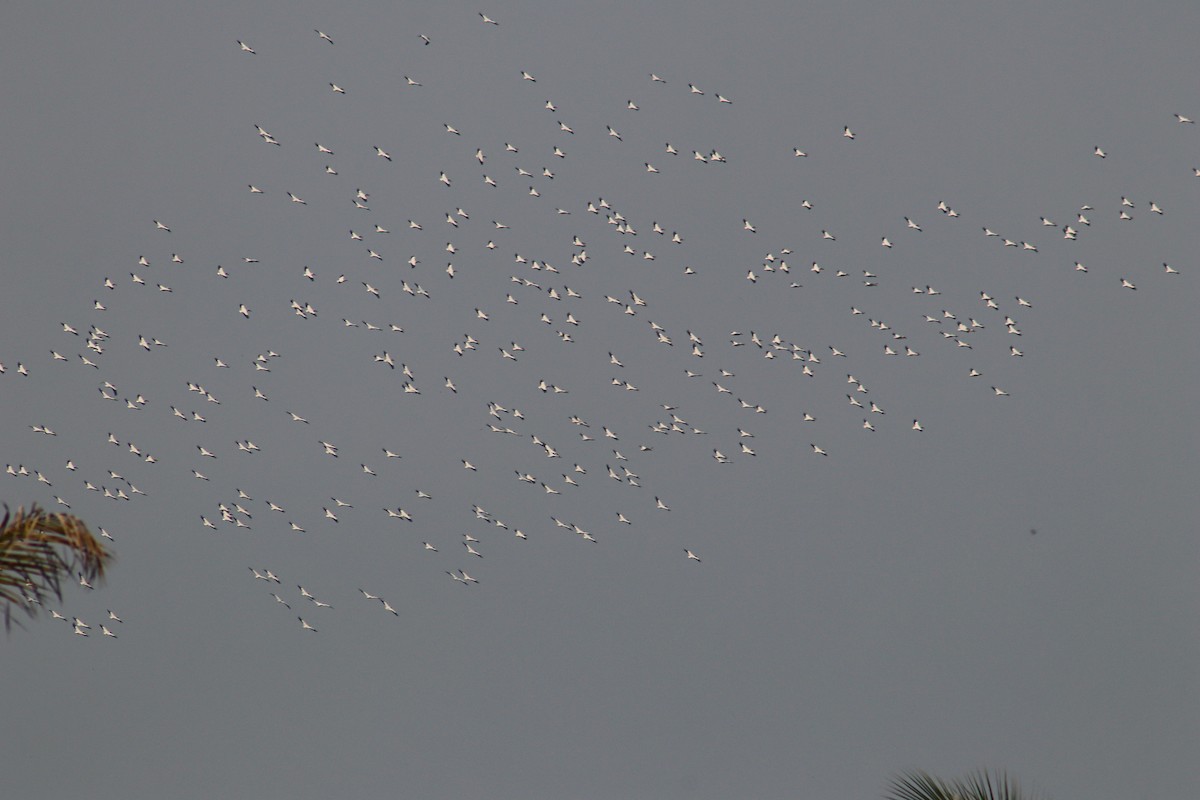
[887,770,963,800]
[886,769,1045,800]
[0,504,114,630]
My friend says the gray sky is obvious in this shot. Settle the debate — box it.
[3,2,1196,798]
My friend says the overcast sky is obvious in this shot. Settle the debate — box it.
[3,2,1197,799]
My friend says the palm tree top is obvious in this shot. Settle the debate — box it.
[1,504,114,631]
[887,769,1046,800]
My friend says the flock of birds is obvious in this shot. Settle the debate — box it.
[6,13,1191,637]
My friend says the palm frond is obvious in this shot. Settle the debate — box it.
[886,770,963,800]
[0,504,114,630]
[887,769,1045,800]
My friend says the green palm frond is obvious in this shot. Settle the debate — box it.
[887,769,1044,800]
[887,770,961,800]
[0,504,114,630]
